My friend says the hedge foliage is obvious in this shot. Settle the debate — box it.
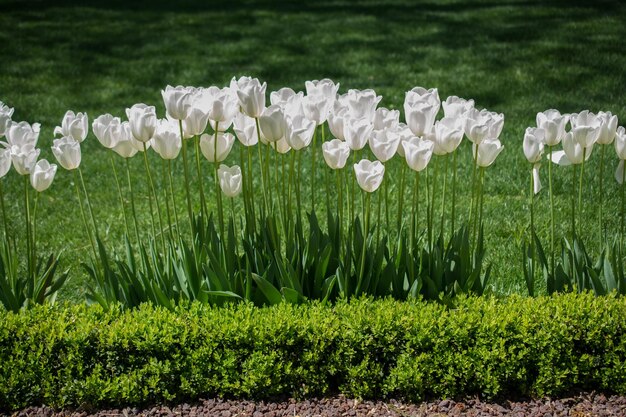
[1,293,626,411]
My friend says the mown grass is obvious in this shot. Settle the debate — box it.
[0,0,625,302]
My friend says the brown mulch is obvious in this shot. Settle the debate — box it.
[7,393,626,417]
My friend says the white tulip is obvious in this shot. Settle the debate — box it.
[343,117,373,151]
[328,104,348,140]
[570,110,601,148]
[442,96,474,119]
[373,107,400,131]
[161,85,193,120]
[472,138,504,168]
[51,136,81,170]
[30,159,57,192]
[92,114,123,149]
[11,144,40,175]
[523,127,545,164]
[285,114,315,150]
[394,123,416,158]
[126,104,157,143]
[231,76,267,118]
[615,126,626,160]
[152,120,182,160]
[5,121,40,148]
[111,122,144,158]
[305,79,340,102]
[271,136,291,154]
[433,117,464,155]
[0,101,14,137]
[0,147,11,178]
[532,163,542,195]
[270,87,300,107]
[302,94,332,125]
[182,98,211,136]
[369,128,400,162]
[596,111,618,145]
[200,132,235,163]
[233,112,258,147]
[404,101,437,137]
[353,159,385,193]
[536,109,569,147]
[404,87,440,110]
[402,137,434,172]
[464,108,504,144]
[322,139,350,169]
[218,164,243,198]
[345,89,382,121]
[258,105,287,142]
[54,110,88,142]
[616,160,625,185]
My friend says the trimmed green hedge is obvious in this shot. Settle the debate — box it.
[1,294,626,411]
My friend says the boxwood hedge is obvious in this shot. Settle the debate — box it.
[1,293,626,411]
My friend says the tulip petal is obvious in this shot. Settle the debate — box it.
[549,150,571,166]
[616,160,625,185]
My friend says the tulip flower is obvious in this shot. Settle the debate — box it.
[51,136,81,170]
[258,105,287,142]
[369,128,400,163]
[30,159,57,192]
[302,93,332,125]
[596,111,618,145]
[152,120,182,160]
[126,104,157,143]
[328,104,348,140]
[305,79,340,102]
[569,110,601,148]
[11,144,40,175]
[354,159,385,193]
[200,132,235,162]
[551,132,594,166]
[285,114,315,150]
[231,76,267,118]
[464,108,504,144]
[233,112,258,147]
[183,105,210,137]
[161,85,193,120]
[272,137,291,154]
[54,110,88,142]
[523,127,545,163]
[394,123,416,158]
[111,122,145,158]
[402,137,434,172]
[404,101,437,137]
[345,89,382,121]
[0,101,14,137]
[322,139,350,169]
[432,117,464,155]
[218,164,243,198]
[405,87,440,110]
[270,87,301,107]
[373,107,400,131]
[472,138,504,168]
[614,127,626,184]
[442,96,474,119]
[536,110,569,146]
[0,147,11,178]
[5,121,40,148]
[343,117,373,151]
[92,114,123,149]
[198,86,239,132]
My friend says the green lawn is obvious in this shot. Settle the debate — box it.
[1,0,625,302]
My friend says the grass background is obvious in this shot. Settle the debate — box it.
[0,0,625,302]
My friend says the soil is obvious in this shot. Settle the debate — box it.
[8,392,626,416]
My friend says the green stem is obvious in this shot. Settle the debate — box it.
[599,144,605,249]
[168,160,181,241]
[621,160,626,250]
[578,148,586,230]
[410,171,420,253]
[73,169,97,261]
[194,135,208,220]
[111,156,130,238]
[247,146,256,235]
[126,158,141,245]
[142,143,166,251]
[377,181,382,243]
[78,167,98,236]
[0,181,9,240]
[426,163,432,249]
[32,192,39,269]
[255,118,268,215]
[397,162,406,233]
[296,151,302,219]
[441,153,449,239]
[451,149,458,235]
[572,164,577,238]
[383,164,389,234]
[179,120,194,234]
[478,167,485,237]
[357,192,372,296]
[548,146,555,280]
[530,168,535,296]
[469,144,479,226]
[312,125,318,212]
[23,177,32,280]
[214,125,225,237]
[162,159,174,240]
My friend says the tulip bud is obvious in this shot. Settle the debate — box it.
[152,120,182,160]
[232,76,267,118]
[233,112,258,147]
[402,137,434,172]
[523,127,545,164]
[322,139,350,170]
[405,101,437,137]
[126,104,157,143]
[285,114,315,150]
[200,132,235,163]
[30,159,57,192]
[218,164,243,197]
[473,138,504,168]
[536,109,569,147]
[369,128,400,163]
[343,117,373,151]
[597,111,618,145]
[0,101,14,138]
[615,126,626,160]
[258,105,287,142]
[5,121,40,148]
[162,85,193,120]
[353,159,385,193]
[54,110,88,142]
[433,117,464,155]
[51,136,81,170]
[11,144,40,175]
[92,114,123,149]
[328,104,348,140]
[0,147,11,178]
